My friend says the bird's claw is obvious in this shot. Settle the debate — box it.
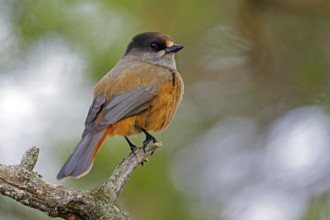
[142,128,157,153]
[140,158,149,166]
[130,145,138,157]
[125,136,139,156]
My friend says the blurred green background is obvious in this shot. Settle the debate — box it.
[1,0,330,220]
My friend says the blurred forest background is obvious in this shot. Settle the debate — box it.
[1,0,330,220]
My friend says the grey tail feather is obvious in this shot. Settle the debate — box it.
[57,130,105,180]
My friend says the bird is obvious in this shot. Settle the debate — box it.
[57,32,184,180]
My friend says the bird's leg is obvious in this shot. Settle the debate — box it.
[141,128,157,153]
[125,136,147,166]
[124,136,138,156]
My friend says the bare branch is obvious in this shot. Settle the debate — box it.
[0,142,162,219]
[20,146,39,171]
[96,141,162,202]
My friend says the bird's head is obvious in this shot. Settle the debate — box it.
[124,32,183,69]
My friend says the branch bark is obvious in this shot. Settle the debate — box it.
[0,142,162,220]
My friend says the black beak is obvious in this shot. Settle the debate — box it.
[164,44,184,53]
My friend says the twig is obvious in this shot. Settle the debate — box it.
[97,141,162,202]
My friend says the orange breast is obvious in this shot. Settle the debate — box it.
[143,82,182,131]
[108,79,183,137]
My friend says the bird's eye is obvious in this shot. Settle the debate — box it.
[150,42,159,51]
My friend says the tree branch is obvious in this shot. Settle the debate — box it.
[98,141,162,201]
[0,142,162,219]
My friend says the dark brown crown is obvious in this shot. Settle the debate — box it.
[125,32,173,55]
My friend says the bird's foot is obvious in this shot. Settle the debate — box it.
[141,128,157,153]
[140,158,149,167]
[125,136,148,166]
[125,136,138,156]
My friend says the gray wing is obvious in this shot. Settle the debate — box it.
[82,95,106,138]
[86,86,158,135]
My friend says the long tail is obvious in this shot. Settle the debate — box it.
[57,128,111,180]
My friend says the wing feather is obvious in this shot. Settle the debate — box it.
[91,86,158,134]
[82,95,106,137]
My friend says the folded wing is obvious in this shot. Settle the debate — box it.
[57,86,158,179]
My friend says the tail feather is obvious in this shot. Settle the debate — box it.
[57,129,109,180]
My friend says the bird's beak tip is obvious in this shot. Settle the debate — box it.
[165,44,184,53]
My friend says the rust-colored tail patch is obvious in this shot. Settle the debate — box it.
[92,127,112,160]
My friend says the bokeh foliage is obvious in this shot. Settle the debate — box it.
[1,0,330,219]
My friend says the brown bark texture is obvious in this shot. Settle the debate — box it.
[0,142,162,220]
